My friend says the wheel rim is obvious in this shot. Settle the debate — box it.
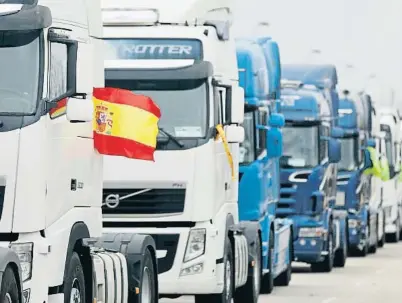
[253,249,260,296]
[70,278,82,303]
[5,293,12,303]
[141,267,152,303]
[328,233,333,258]
[225,259,231,301]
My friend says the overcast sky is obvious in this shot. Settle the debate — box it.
[232,0,402,109]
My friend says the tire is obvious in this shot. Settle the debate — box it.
[64,252,85,303]
[378,214,386,248]
[0,266,20,303]
[140,249,157,303]
[234,237,261,303]
[195,238,233,303]
[274,233,292,286]
[368,223,378,254]
[334,226,347,267]
[311,225,333,273]
[260,229,274,294]
[386,218,400,243]
[352,225,369,257]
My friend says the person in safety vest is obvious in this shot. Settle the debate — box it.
[363,146,382,178]
[379,153,390,181]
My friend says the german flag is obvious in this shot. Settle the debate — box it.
[49,98,67,119]
[92,87,161,161]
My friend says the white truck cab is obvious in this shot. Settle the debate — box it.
[379,108,402,242]
[370,104,386,247]
[0,1,158,302]
[101,0,259,302]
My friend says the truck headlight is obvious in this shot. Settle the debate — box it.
[298,227,325,238]
[183,229,206,262]
[348,219,360,229]
[10,243,33,282]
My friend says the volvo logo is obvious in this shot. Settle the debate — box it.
[102,188,153,209]
[103,194,120,209]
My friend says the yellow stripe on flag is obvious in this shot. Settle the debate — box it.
[93,97,159,148]
[216,124,235,180]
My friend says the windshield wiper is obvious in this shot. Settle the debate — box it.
[158,127,184,148]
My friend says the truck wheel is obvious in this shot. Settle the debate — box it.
[0,266,20,303]
[311,226,333,273]
[274,233,292,286]
[140,248,157,303]
[195,238,233,303]
[260,230,274,294]
[234,237,261,303]
[334,227,347,267]
[386,218,400,243]
[64,252,85,303]
[368,225,378,254]
[378,214,385,248]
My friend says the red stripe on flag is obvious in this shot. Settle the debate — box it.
[93,88,161,118]
[93,133,156,161]
[49,98,67,116]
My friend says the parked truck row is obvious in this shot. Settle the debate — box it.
[0,1,401,303]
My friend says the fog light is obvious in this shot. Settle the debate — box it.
[299,239,306,246]
[180,262,204,276]
[22,289,30,303]
[311,239,317,246]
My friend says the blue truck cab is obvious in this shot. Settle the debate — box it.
[278,65,346,272]
[337,91,380,256]
[236,39,293,295]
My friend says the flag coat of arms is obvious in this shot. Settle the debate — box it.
[92,88,161,161]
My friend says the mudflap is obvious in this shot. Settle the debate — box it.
[231,221,260,280]
[274,218,293,269]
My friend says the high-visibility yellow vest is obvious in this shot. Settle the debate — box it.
[398,162,402,182]
[379,155,390,181]
[363,147,382,178]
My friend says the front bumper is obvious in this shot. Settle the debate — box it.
[348,216,366,248]
[293,236,326,263]
[103,225,224,295]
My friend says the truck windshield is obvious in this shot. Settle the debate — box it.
[239,112,255,164]
[338,138,358,171]
[281,125,319,168]
[0,30,41,114]
[105,79,208,138]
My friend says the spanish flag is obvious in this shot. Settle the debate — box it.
[92,87,161,161]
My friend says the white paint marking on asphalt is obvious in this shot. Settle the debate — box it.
[321,297,337,303]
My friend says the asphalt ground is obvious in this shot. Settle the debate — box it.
[160,241,402,302]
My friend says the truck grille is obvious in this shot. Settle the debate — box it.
[278,183,297,217]
[102,188,186,215]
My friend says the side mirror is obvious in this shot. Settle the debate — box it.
[328,138,341,163]
[214,81,244,124]
[229,86,245,124]
[362,149,373,171]
[47,28,78,104]
[366,138,376,148]
[268,113,285,128]
[331,127,344,139]
[311,190,325,215]
[225,125,244,143]
[66,97,93,123]
[266,127,283,158]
